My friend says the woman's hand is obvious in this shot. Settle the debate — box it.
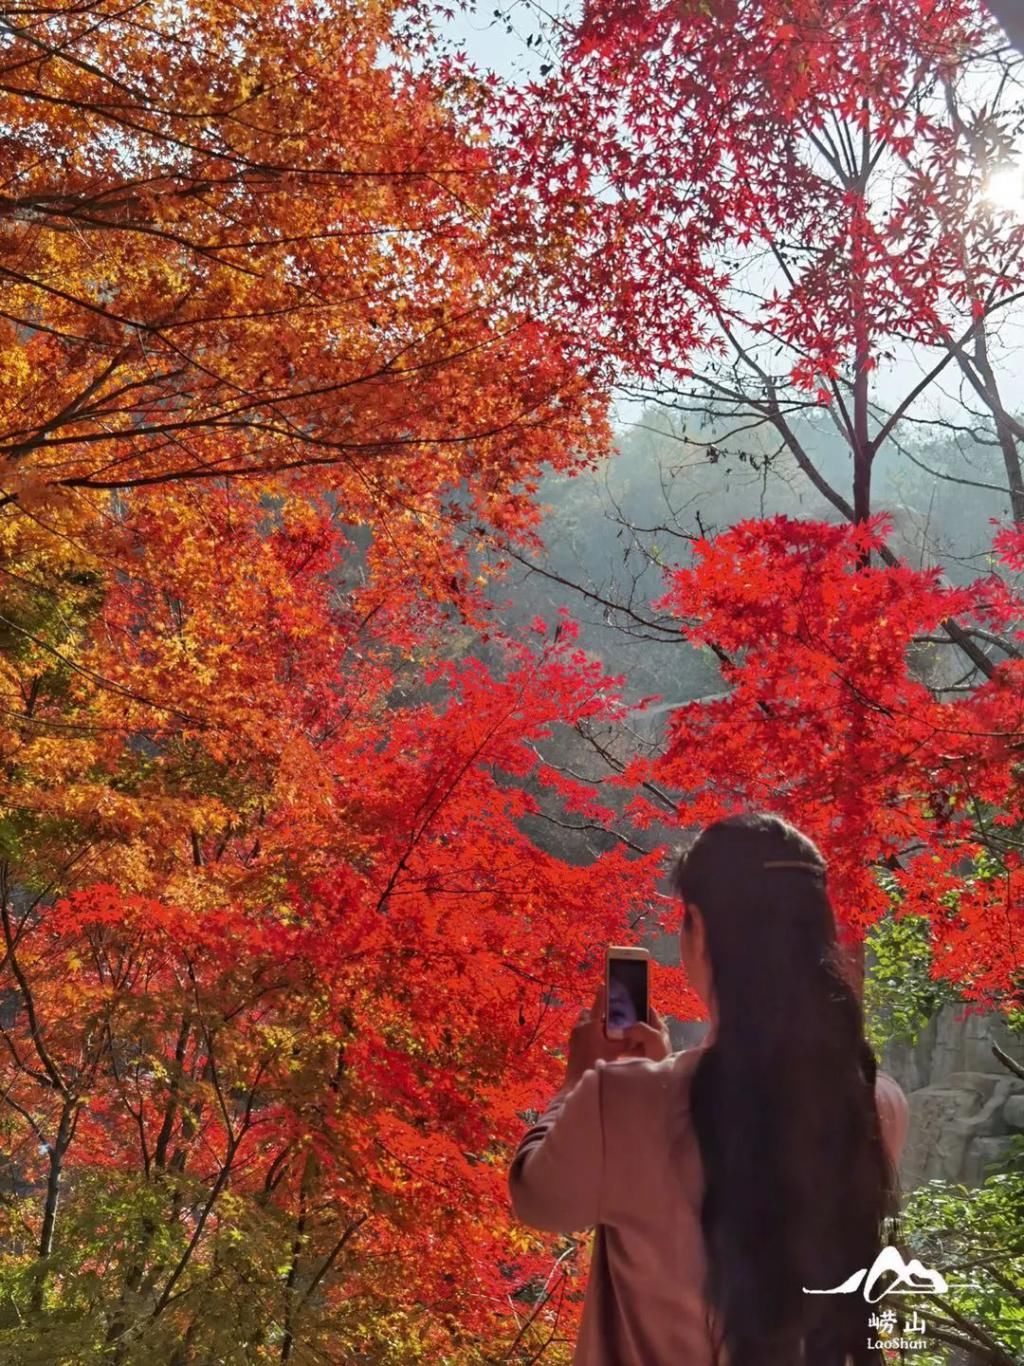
[623,1007,672,1065]
[563,986,673,1090]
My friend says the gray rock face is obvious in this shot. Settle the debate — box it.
[880,1003,1024,1191]
[882,1003,1021,1090]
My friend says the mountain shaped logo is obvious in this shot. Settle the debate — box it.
[803,1246,948,1302]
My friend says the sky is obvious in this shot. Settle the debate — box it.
[442,0,576,81]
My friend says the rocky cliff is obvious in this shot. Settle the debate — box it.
[880,1003,1024,1190]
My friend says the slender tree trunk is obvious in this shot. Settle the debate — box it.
[31,1098,76,1312]
[969,325,1024,526]
[851,330,873,543]
[851,112,875,560]
[844,115,874,1010]
[280,1149,318,1363]
[107,1014,197,1360]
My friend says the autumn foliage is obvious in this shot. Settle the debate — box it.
[495,0,1014,383]
[0,0,648,1356]
[628,513,1024,1006]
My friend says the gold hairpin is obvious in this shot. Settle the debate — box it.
[763,859,825,871]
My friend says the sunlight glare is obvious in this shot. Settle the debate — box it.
[982,164,1024,212]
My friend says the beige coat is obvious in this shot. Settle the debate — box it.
[508,1044,911,1366]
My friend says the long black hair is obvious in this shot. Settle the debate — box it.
[671,811,903,1366]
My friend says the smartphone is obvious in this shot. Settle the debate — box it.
[605,945,650,1040]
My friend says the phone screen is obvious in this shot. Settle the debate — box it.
[607,957,648,1032]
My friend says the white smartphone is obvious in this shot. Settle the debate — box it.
[604,945,650,1040]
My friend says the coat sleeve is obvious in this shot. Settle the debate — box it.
[875,1069,911,1167]
[507,1062,604,1234]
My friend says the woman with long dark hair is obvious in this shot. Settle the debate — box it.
[508,811,911,1366]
